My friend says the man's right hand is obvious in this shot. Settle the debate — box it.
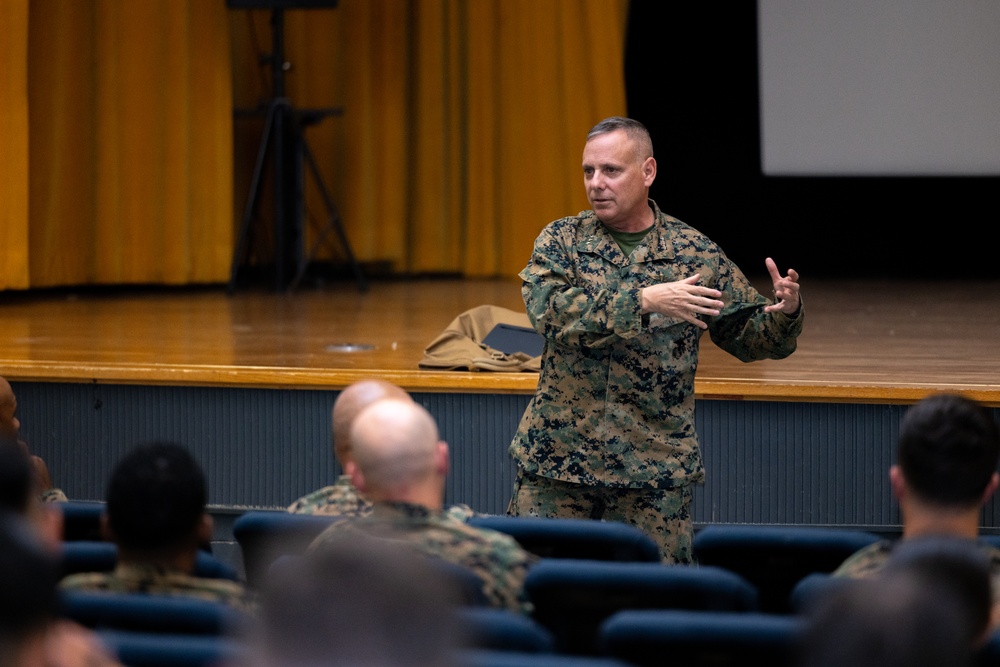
[640,274,723,330]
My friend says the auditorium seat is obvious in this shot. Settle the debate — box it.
[452,648,633,667]
[524,559,759,655]
[786,571,859,614]
[59,500,107,541]
[60,590,252,637]
[230,510,341,587]
[455,607,556,653]
[692,523,882,613]
[466,515,661,562]
[96,629,249,667]
[598,608,804,667]
[59,540,241,582]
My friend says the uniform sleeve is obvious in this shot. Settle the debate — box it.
[520,223,643,350]
[707,252,803,362]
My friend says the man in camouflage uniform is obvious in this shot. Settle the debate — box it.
[833,393,1000,629]
[59,442,252,612]
[287,378,475,521]
[287,379,409,517]
[308,398,537,613]
[508,116,803,564]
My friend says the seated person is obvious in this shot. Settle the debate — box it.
[0,375,66,503]
[1,434,120,667]
[833,393,1000,628]
[288,379,474,521]
[246,536,463,667]
[307,399,536,613]
[59,441,252,611]
[800,535,994,667]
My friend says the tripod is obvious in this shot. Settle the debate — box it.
[228,5,366,293]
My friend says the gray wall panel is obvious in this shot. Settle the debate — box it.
[11,380,1000,533]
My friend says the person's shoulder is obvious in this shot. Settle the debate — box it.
[442,518,535,562]
[287,484,371,517]
[832,539,892,578]
[59,571,115,591]
[543,210,600,234]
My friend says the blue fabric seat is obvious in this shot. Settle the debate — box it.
[231,510,341,587]
[60,590,252,636]
[97,629,249,667]
[692,524,882,613]
[466,515,661,562]
[599,608,804,667]
[455,607,556,653]
[524,559,759,655]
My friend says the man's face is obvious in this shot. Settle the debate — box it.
[582,129,656,232]
[0,380,19,440]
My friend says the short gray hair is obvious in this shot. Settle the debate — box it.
[586,116,654,159]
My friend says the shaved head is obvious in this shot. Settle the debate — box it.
[349,399,440,496]
[332,380,411,466]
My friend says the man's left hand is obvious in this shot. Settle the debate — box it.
[763,257,801,315]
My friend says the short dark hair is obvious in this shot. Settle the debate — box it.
[0,435,32,515]
[586,116,654,159]
[106,441,207,551]
[896,393,1000,506]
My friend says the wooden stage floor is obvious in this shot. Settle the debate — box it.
[2,276,999,406]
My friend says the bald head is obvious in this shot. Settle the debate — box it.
[332,380,411,466]
[349,399,442,499]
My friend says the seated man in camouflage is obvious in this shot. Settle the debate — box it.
[288,378,473,521]
[833,392,1000,628]
[307,399,536,613]
[59,441,252,611]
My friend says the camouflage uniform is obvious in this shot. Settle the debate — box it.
[509,200,803,562]
[287,475,371,516]
[834,538,1000,630]
[288,474,477,521]
[59,562,254,612]
[307,501,537,613]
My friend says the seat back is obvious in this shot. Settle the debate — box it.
[787,571,860,614]
[455,607,556,653]
[97,629,249,667]
[466,516,661,562]
[60,501,106,541]
[60,590,252,636]
[692,524,882,613]
[59,541,240,582]
[231,510,340,587]
[599,608,804,667]
[524,559,759,655]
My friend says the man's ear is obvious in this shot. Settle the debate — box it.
[435,441,450,478]
[350,465,367,493]
[981,472,1000,505]
[642,156,657,187]
[889,465,906,502]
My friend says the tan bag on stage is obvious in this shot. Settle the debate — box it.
[419,304,542,372]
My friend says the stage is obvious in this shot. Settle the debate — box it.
[3,276,998,403]
[3,276,1000,537]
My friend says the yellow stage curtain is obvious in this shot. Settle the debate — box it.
[25,1,234,288]
[232,0,629,279]
[1,0,627,289]
[1,0,30,290]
